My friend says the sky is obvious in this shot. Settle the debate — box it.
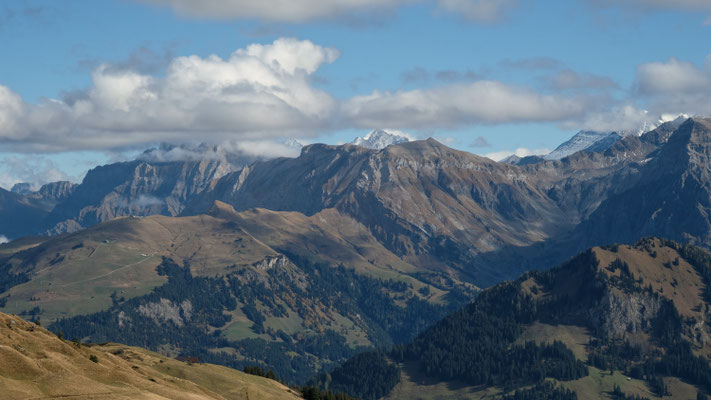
[1,0,711,189]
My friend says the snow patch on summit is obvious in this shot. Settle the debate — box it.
[351,129,411,150]
[544,131,622,160]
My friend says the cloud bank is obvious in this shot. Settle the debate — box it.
[1,37,711,155]
[0,38,338,152]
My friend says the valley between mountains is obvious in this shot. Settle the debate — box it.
[2,119,711,398]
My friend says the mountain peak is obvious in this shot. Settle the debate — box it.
[544,130,622,160]
[10,182,32,195]
[670,117,711,146]
[351,129,411,150]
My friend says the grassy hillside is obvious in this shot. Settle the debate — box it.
[0,312,300,400]
[317,238,711,399]
[0,202,471,322]
[0,202,474,383]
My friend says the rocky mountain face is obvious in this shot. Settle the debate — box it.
[10,183,32,195]
[43,158,236,234]
[0,188,52,240]
[3,118,711,287]
[0,144,273,238]
[189,139,571,284]
[575,118,711,249]
[186,120,709,285]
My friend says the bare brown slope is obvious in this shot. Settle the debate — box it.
[0,312,300,400]
[0,202,462,327]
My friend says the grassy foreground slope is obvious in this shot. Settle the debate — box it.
[0,312,300,400]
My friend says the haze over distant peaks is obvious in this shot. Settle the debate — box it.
[351,129,411,150]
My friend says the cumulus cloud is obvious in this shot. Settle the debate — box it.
[633,56,711,118]
[343,81,589,129]
[0,235,8,244]
[570,105,655,133]
[139,0,518,23]
[0,38,339,152]
[636,57,711,95]
[3,37,708,156]
[0,155,74,190]
[139,140,302,162]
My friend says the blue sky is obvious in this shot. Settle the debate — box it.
[1,0,710,189]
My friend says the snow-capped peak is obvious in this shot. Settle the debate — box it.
[544,131,622,160]
[545,113,692,161]
[351,129,411,150]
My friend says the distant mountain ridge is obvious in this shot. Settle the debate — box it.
[543,114,690,161]
[4,118,711,288]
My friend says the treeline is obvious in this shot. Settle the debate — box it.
[311,350,400,400]
[49,256,454,383]
[394,281,587,389]
[0,260,30,294]
[279,251,456,345]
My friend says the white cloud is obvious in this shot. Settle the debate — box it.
[0,156,74,190]
[0,85,24,137]
[437,0,517,22]
[636,57,711,95]
[569,105,654,133]
[343,81,588,129]
[483,147,550,162]
[4,39,709,157]
[633,56,711,118]
[139,0,517,22]
[0,235,8,244]
[0,38,339,152]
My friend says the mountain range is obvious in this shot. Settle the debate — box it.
[3,118,711,287]
[3,118,711,395]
